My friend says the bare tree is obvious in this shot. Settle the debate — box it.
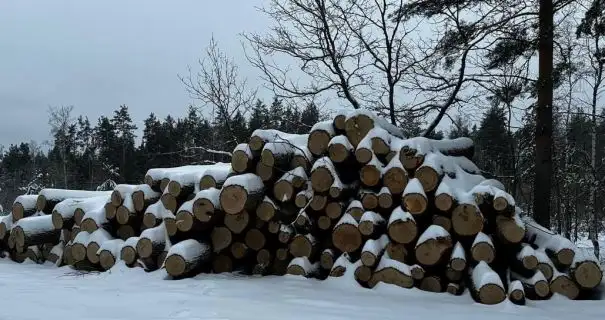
[48,105,74,188]
[179,36,257,148]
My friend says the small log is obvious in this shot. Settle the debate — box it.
[360,235,389,267]
[411,264,425,280]
[508,280,526,305]
[368,254,413,289]
[514,244,538,275]
[162,211,178,238]
[495,213,525,244]
[98,239,125,270]
[328,135,354,164]
[256,248,273,266]
[12,215,60,249]
[354,263,373,284]
[447,282,465,296]
[199,163,233,190]
[104,202,118,222]
[569,247,603,290]
[293,209,314,233]
[71,231,92,262]
[402,178,428,215]
[131,185,160,213]
[230,242,252,260]
[220,174,265,214]
[120,236,140,266]
[232,143,255,173]
[415,225,452,266]
[360,189,379,211]
[446,267,462,282]
[320,248,337,270]
[524,218,576,267]
[310,157,338,193]
[510,270,550,300]
[80,208,108,233]
[325,201,345,220]
[451,202,484,237]
[165,239,211,277]
[137,223,169,259]
[360,154,383,187]
[274,167,308,202]
[86,229,113,264]
[449,242,467,272]
[550,269,580,300]
[224,210,251,234]
[245,228,266,251]
[382,156,409,195]
[309,193,328,211]
[211,226,233,253]
[345,200,364,222]
[318,215,332,231]
[434,179,455,212]
[295,185,313,208]
[432,215,452,232]
[332,213,362,253]
[278,224,295,244]
[470,261,506,305]
[308,120,335,156]
[12,195,38,222]
[535,249,555,281]
[287,257,320,278]
[289,233,318,258]
[387,207,417,244]
[358,211,386,238]
[471,232,495,264]
[385,242,408,263]
[377,187,393,209]
[329,253,351,277]
[116,196,138,225]
[419,275,447,293]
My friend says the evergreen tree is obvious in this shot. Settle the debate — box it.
[249,99,270,132]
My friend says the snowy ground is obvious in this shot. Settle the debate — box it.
[0,259,603,320]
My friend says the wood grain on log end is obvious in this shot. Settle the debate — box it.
[310,167,334,193]
[478,284,506,305]
[245,228,266,251]
[415,166,439,192]
[360,165,381,187]
[354,264,373,283]
[550,274,580,300]
[386,242,408,263]
[176,211,195,232]
[211,227,232,253]
[383,167,408,195]
[105,202,117,220]
[99,251,116,270]
[435,193,454,212]
[333,224,362,253]
[420,276,443,293]
[388,220,417,245]
[232,149,252,173]
[274,180,294,202]
[120,246,137,265]
[403,193,427,215]
[309,130,331,156]
[452,204,483,237]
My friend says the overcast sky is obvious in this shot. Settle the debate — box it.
[0,0,270,148]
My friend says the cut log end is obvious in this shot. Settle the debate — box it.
[87,243,101,264]
[51,212,64,230]
[471,243,495,264]
[211,227,232,253]
[450,258,466,272]
[360,165,381,187]
[213,254,233,273]
[361,193,378,211]
[478,283,506,305]
[403,193,428,215]
[420,276,443,293]
[290,234,315,258]
[354,265,373,283]
[370,267,414,289]
[360,251,378,267]
[99,251,116,270]
[309,130,331,156]
[143,213,158,229]
[320,251,335,270]
[245,229,266,251]
[105,203,117,220]
[452,204,483,237]
[435,194,454,212]
[328,143,349,163]
[383,167,408,195]
[256,249,273,265]
[557,249,575,267]
[165,255,187,277]
[136,238,154,259]
[199,176,217,190]
[551,275,580,300]
[522,255,538,270]
[220,185,250,215]
[194,199,215,223]
[355,147,373,164]
[35,195,47,212]
[274,180,294,203]
[415,166,439,192]
[333,224,362,253]
[388,220,417,245]
[120,246,137,265]
[310,194,327,211]
[378,193,393,209]
[232,150,252,173]
[573,261,602,289]
[176,211,195,232]
[111,190,123,206]
[310,167,334,193]
[224,210,250,234]
[326,202,343,220]
[386,242,408,263]
[415,237,452,266]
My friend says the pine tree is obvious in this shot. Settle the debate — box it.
[249,99,270,132]
[111,105,138,182]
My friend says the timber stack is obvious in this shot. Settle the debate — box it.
[0,109,602,305]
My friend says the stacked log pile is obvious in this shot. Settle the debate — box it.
[0,109,602,305]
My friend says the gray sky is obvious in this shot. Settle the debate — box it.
[0,0,269,148]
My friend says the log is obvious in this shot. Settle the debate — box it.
[449,242,467,272]
[256,196,279,222]
[98,239,124,270]
[514,244,538,274]
[419,275,447,293]
[162,210,178,238]
[328,135,354,163]
[289,233,318,258]
[344,110,405,147]
[471,232,495,264]
[387,207,417,244]
[415,225,452,266]
[308,120,335,157]
[131,185,161,212]
[508,280,526,305]
[332,213,362,253]
[197,163,233,191]
[137,223,169,259]
[569,247,603,290]
[192,188,222,223]
[382,156,409,195]
[354,263,373,284]
[329,181,358,200]
[274,167,307,202]
[295,185,313,208]
[510,270,550,300]
[278,224,295,244]
[104,202,117,222]
[524,217,576,267]
[12,195,38,222]
[80,207,108,233]
[36,189,112,214]
[287,257,320,278]
[358,211,386,238]
[451,202,484,237]
[120,236,140,266]
[320,248,337,270]
[329,253,351,277]
[446,267,462,282]
[470,261,506,305]
[310,157,337,193]
[402,178,428,215]
[224,210,250,234]
[116,196,138,225]
[325,201,345,220]
[165,239,211,277]
[345,200,364,222]
[220,174,265,214]
[432,215,452,233]
[86,228,113,264]
[256,248,273,266]
[71,231,92,262]
[255,162,276,183]
[333,110,347,132]
[446,282,465,296]
[414,153,443,192]
[166,176,196,201]
[143,201,168,229]
[318,215,332,231]
[213,254,233,273]
[360,189,379,211]
[51,196,108,229]
[294,210,314,233]
[395,137,475,169]
[377,187,393,209]
[309,193,328,211]
[360,235,389,267]
[360,154,383,187]
[0,214,13,241]
[230,241,252,260]
[385,242,408,263]
[535,249,555,281]
[411,264,425,280]
[368,254,413,289]
[550,269,580,300]
[232,143,256,173]
[495,213,525,244]
[47,241,65,267]
[211,226,233,253]
[12,215,60,249]
[245,228,266,251]
[435,179,455,212]
[267,220,281,234]
[356,128,389,164]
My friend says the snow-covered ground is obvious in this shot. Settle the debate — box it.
[0,258,603,320]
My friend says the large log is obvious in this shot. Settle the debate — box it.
[51,196,108,230]
[524,217,576,267]
[165,239,211,277]
[332,213,362,253]
[308,120,335,157]
[368,254,413,289]
[220,174,265,214]
[86,228,113,264]
[12,215,60,249]
[495,213,525,244]
[98,239,125,270]
[71,231,92,262]
[471,232,495,264]
[287,257,320,278]
[569,247,603,290]
[310,157,338,193]
[470,261,506,305]
[245,228,266,251]
[289,233,318,258]
[387,207,417,245]
[451,202,484,237]
[415,225,452,266]
[550,269,580,300]
[360,154,383,188]
[358,211,386,238]
[402,178,428,215]
[274,167,308,202]
[361,235,389,267]
[12,195,38,222]
[232,143,256,173]
[36,189,112,214]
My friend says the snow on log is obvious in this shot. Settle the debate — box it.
[244,228,266,251]
[116,195,137,225]
[191,188,221,223]
[333,110,347,132]
[534,249,555,281]
[524,217,576,267]
[224,210,250,234]
[120,236,139,266]
[385,241,408,263]
[51,195,108,229]
[508,280,526,305]
[394,137,475,170]
[495,211,525,244]
[249,129,308,153]
[145,165,207,192]
[310,157,337,193]
[47,241,65,266]
[80,207,108,233]
[361,235,389,267]
[219,173,264,214]
[387,207,417,244]
[492,188,515,214]
[360,189,379,211]
[382,155,409,195]
[308,120,335,156]
[71,231,92,262]
[0,214,13,240]
[295,184,313,208]
[143,201,172,229]
[12,195,38,221]
[515,244,539,273]
[414,152,444,192]
[256,196,279,222]
[402,178,428,215]
[287,257,320,278]
[471,232,495,264]
[377,187,393,209]
[355,127,390,164]
[332,213,362,253]
[449,242,467,272]
[415,225,453,266]
[12,215,60,249]
[550,269,580,300]
[345,200,364,222]
[294,209,314,233]
[360,153,383,187]
[329,252,351,277]
[358,211,386,238]
[289,233,318,258]
[98,239,124,270]
[470,261,506,305]
[328,135,354,164]
[232,143,255,173]
[36,189,112,214]
[211,226,233,253]
[368,253,413,289]
[199,163,233,190]
[278,224,295,244]
[510,270,550,299]
[165,239,211,277]
[569,247,603,290]
[137,222,170,259]
[274,167,307,202]
[320,248,337,270]
[344,110,405,147]
[411,264,425,280]
[435,178,455,212]
[86,228,113,264]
